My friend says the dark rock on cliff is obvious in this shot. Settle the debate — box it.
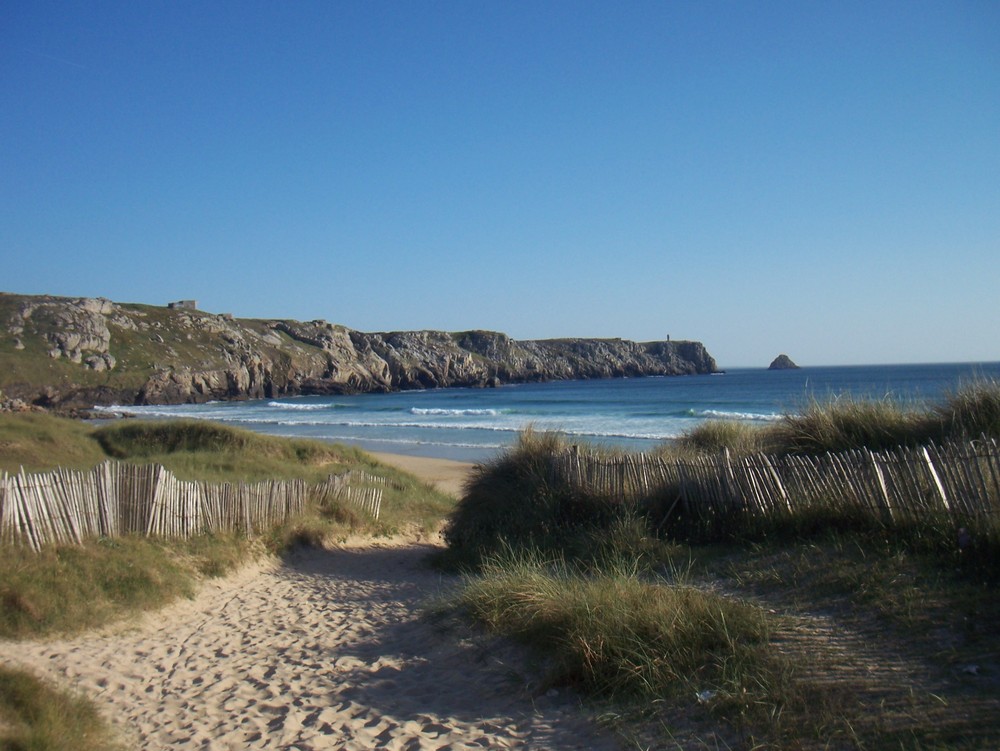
[0,292,718,410]
[768,354,800,370]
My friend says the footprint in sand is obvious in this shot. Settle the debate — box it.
[0,539,621,751]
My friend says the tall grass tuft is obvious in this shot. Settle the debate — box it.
[671,419,769,457]
[440,429,576,567]
[767,397,927,455]
[669,381,1000,460]
[93,419,255,457]
[0,535,248,639]
[933,378,1000,440]
[0,413,106,472]
[0,666,124,751]
[455,549,784,702]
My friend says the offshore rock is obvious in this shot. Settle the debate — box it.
[768,354,800,370]
[0,292,718,410]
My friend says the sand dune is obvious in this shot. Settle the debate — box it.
[0,537,621,750]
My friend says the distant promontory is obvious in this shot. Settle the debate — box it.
[768,354,800,370]
[0,293,718,411]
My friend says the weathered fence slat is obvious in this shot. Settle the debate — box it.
[542,439,1000,530]
[0,461,351,550]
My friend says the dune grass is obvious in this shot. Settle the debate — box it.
[0,413,108,472]
[441,385,1000,747]
[768,397,928,455]
[454,549,782,701]
[0,417,456,641]
[0,414,457,751]
[1,413,455,537]
[0,534,255,640]
[0,666,124,751]
[0,415,453,637]
[90,418,365,482]
[663,379,1000,459]
[670,418,769,457]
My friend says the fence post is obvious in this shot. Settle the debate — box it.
[922,446,950,512]
[869,449,894,521]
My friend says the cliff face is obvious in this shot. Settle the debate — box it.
[0,293,717,410]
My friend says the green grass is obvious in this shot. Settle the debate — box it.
[90,418,365,482]
[0,416,457,641]
[0,413,107,472]
[0,410,458,751]
[768,396,928,455]
[934,378,1000,439]
[454,549,781,701]
[670,419,769,457]
[0,534,256,639]
[0,666,123,751]
[445,526,1000,748]
[439,385,1000,747]
[665,379,1000,459]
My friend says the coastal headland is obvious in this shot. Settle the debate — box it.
[0,292,717,412]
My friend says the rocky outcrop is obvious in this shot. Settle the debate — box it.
[0,292,718,410]
[768,354,800,370]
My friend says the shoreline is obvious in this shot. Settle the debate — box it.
[368,450,476,498]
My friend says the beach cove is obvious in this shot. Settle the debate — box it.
[97,362,1000,462]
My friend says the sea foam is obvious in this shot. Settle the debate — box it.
[409,407,501,417]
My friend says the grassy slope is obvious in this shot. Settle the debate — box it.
[0,414,456,751]
[441,404,1000,749]
[1,413,455,639]
[0,666,124,751]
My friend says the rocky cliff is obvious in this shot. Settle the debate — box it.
[0,293,717,411]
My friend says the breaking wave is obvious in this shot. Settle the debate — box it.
[692,409,784,422]
[409,408,503,416]
[266,401,343,411]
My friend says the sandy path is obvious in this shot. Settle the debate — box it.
[0,539,621,750]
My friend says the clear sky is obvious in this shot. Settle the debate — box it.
[2,1,998,368]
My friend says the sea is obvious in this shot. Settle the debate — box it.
[94,362,1000,463]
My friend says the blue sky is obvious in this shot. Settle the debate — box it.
[2,1,998,368]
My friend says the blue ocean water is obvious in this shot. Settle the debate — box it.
[96,362,1000,462]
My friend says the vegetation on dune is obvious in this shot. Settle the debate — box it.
[0,534,247,640]
[0,413,108,472]
[0,666,124,751]
[669,378,1000,459]
[0,415,455,641]
[0,413,457,751]
[5,383,1000,749]
[454,549,783,702]
[440,383,1000,748]
[90,418,369,482]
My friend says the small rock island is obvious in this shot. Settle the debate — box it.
[768,354,800,370]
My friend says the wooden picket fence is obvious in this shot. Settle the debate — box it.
[550,439,1000,525]
[0,461,384,551]
[314,472,386,519]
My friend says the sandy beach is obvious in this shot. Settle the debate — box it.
[369,451,477,498]
[0,453,621,750]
